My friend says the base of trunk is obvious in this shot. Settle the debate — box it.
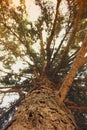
[7,85,77,130]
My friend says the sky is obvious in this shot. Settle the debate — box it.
[10,0,56,20]
[10,0,68,21]
[12,0,41,21]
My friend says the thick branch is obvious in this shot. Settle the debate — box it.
[58,34,87,104]
[68,106,87,112]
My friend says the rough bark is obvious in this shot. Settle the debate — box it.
[6,84,77,130]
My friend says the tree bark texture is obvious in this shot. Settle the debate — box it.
[7,85,77,130]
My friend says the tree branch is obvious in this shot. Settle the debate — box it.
[0,88,24,95]
[51,23,72,64]
[53,1,84,76]
[68,106,87,112]
[39,31,45,75]
[46,0,61,71]
[64,99,87,112]
[58,34,87,104]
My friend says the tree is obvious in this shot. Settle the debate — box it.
[0,0,87,129]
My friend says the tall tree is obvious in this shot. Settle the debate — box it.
[0,0,87,129]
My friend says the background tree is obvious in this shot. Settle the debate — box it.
[0,0,87,130]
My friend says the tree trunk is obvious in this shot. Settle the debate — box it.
[6,82,77,130]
